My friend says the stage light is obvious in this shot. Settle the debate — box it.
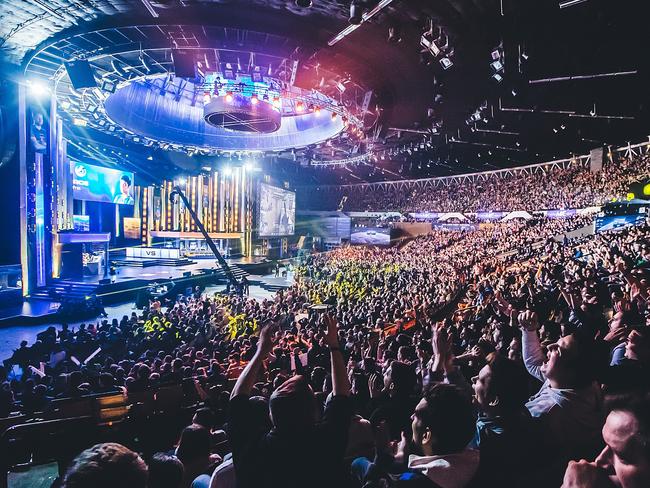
[314,106,321,116]
[244,161,254,172]
[27,80,49,98]
[251,93,259,105]
[176,177,186,186]
[272,96,281,109]
[202,166,211,171]
[490,60,504,72]
[225,92,234,103]
[60,100,71,110]
[349,1,364,25]
[72,118,88,127]
[388,25,401,43]
[296,100,305,112]
[147,155,153,160]
[203,92,211,103]
[223,166,232,176]
[492,73,503,82]
[295,0,312,7]
[331,112,337,120]
[440,57,453,70]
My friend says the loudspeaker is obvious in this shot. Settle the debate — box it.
[172,50,196,78]
[64,60,97,89]
[590,146,605,173]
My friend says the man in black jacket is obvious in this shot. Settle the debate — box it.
[228,314,353,488]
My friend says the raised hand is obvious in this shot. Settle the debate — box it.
[561,460,613,488]
[258,321,278,355]
[368,372,384,399]
[518,310,540,332]
[323,313,339,348]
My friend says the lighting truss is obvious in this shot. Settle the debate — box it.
[328,0,395,46]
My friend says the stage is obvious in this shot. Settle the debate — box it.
[0,256,293,328]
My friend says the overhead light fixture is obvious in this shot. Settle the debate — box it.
[295,100,305,112]
[491,49,501,60]
[314,106,321,116]
[559,0,588,8]
[100,79,117,93]
[139,0,159,17]
[272,96,281,109]
[203,92,211,103]
[72,118,87,127]
[492,73,503,82]
[225,92,234,103]
[349,1,365,25]
[387,25,401,43]
[250,93,259,105]
[490,60,504,72]
[329,0,394,46]
[331,112,338,120]
[440,57,453,70]
[27,79,49,97]
[147,155,153,160]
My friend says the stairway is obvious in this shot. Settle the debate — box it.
[30,280,99,303]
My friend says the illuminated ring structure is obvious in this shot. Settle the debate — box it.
[203,94,281,133]
[23,24,372,155]
[103,76,346,151]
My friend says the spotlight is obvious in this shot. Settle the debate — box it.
[349,1,364,25]
[203,92,211,103]
[251,93,259,105]
[72,118,87,127]
[388,25,401,43]
[295,0,312,7]
[225,91,234,103]
[27,80,49,97]
[223,166,232,176]
[147,155,153,160]
[331,112,338,120]
[439,57,453,70]
[492,73,503,82]
[490,60,504,72]
[296,100,305,112]
[100,79,117,93]
[60,100,71,110]
[314,106,321,116]
[272,96,281,109]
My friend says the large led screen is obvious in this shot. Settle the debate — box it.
[258,183,296,237]
[350,227,391,245]
[71,162,135,205]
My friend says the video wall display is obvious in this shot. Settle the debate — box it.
[123,217,141,239]
[595,215,645,233]
[72,215,90,232]
[350,227,391,245]
[71,162,135,205]
[258,183,295,237]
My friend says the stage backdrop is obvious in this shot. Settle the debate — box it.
[71,161,135,205]
[258,183,295,237]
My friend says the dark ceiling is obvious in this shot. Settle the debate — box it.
[1,0,648,184]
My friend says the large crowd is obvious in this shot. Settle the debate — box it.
[302,155,650,213]
[2,209,650,487]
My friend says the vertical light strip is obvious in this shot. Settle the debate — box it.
[34,153,46,287]
[18,84,29,295]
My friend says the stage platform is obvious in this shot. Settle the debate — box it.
[0,256,286,327]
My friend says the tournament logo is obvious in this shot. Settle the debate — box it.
[74,164,87,178]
